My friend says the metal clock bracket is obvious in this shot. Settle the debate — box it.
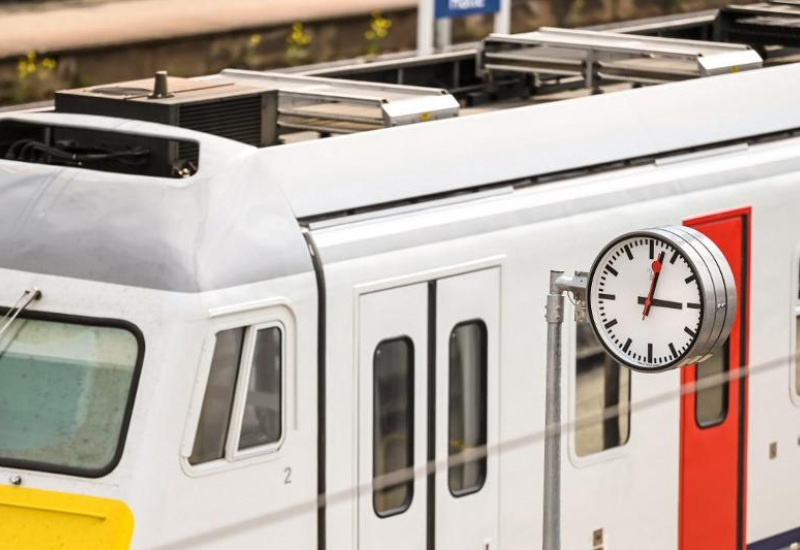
[546,270,589,325]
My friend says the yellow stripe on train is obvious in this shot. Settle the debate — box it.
[0,485,133,550]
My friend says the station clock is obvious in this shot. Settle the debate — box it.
[587,226,736,372]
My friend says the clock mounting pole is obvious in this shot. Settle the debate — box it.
[544,270,588,550]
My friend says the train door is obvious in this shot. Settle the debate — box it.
[679,209,750,550]
[358,284,428,550]
[356,269,501,550]
[435,269,500,550]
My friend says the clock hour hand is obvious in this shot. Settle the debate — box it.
[636,297,683,310]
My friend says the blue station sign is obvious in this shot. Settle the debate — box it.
[435,0,500,19]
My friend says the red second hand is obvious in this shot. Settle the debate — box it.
[642,251,665,320]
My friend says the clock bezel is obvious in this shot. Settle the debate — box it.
[664,226,737,364]
[587,229,715,373]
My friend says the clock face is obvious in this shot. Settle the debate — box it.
[588,234,704,371]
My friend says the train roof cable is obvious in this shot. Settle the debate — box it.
[4,139,150,168]
[160,350,791,548]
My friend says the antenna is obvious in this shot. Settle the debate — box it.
[150,70,173,99]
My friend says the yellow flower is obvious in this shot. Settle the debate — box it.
[17,56,37,79]
[368,12,392,41]
[287,22,312,47]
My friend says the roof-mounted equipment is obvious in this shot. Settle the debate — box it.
[0,119,200,178]
[210,69,460,135]
[480,27,763,91]
[716,0,800,52]
[55,73,278,148]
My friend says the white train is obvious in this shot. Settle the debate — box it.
[1,21,800,550]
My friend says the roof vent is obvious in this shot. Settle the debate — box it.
[55,73,278,149]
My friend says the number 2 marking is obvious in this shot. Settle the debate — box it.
[284,467,293,484]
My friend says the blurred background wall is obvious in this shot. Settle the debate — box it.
[0,0,743,106]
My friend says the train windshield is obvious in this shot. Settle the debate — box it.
[0,317,140,476]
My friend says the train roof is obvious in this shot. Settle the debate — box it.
[0,113,313,292]
[1,61,799,291]
[267,63,800,220]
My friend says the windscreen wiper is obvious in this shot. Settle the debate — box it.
[0,288,42,341]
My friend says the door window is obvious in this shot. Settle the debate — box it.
[795,316,800,396]
[373,337,415,517]
[695,342,729,428]
[795,262,800,396]
[575,323,631,457]
[448,321,488,496]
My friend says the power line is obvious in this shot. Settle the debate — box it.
[156,351,794,549]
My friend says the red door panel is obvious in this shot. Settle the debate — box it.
[680,209,750,550]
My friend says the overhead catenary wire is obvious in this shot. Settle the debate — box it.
[153,349,793,550]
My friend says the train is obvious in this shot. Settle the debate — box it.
[2,11,800,550]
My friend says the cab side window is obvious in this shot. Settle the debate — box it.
[190,327,244,464]
[190,324,284,466]
[238,327,283,451]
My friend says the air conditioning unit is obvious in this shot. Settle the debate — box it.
[55,73,278,151]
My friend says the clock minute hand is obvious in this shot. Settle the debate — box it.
[636,297,683,310]
[642,251,666,320]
